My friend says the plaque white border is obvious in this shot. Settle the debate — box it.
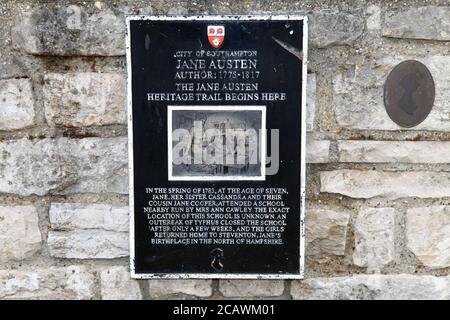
[168,105,266,181]
[126,15,308,280]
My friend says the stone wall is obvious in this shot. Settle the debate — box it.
[0,0,449,300]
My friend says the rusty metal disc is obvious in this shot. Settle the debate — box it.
[384,60,435,128]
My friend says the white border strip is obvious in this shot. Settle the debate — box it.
[126,16,136,277]
[127,15,307,280]
[168,105,266,181]
[299,15,308,278]
[127,15,308,21]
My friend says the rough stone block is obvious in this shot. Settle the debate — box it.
[0,205,41,261]
[353,208,396,268]
[100,266,142,300]
[0,266,95,299]
[43,73,126,127]
[306,208,350,256]
[306,73,316,132]
[291,274,449,300]
[383,7,450,41]
[47,230,128,259]
[148,280,212,298]
[0,78,34,130]
[366,5,381,30]
[0,137,128,196]
[406,206,450,269]
[320,170,450,199]
[219,280,284,298]
[49,203,128,232]
[337,141,450,164]
[306,140,330,163]
[309,11,364,48]
[11,6,126,56]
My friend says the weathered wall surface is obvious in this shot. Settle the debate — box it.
[0,0,449,300]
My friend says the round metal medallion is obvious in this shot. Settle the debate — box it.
[384,60,435,128]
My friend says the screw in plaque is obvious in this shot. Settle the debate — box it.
[210,248,224,271]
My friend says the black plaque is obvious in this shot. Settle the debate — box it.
[384,60,435,128]
[127,16,307,278]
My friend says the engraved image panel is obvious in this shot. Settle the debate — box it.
[169,107,265,180]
